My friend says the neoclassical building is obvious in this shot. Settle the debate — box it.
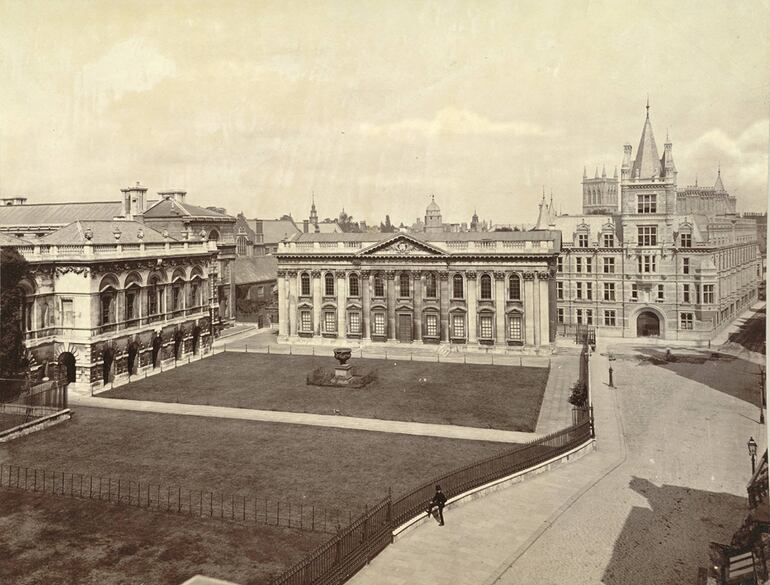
[275,231,561,352]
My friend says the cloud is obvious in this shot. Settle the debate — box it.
[358,107,556,138]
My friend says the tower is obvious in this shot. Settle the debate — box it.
[582,163,619,215]
[309,193,318,227]
[120,181,148,219]
[470,209,479,232]
[424,195,443,233]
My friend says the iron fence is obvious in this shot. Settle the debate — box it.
[0,463,350,535]
[0,378,66,410]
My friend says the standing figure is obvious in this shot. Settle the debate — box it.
[427,485,447,526]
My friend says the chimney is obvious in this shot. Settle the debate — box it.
[303,220,309,233]
[0,197,28,206]
[120,182,148,219]
[158,190,187,203]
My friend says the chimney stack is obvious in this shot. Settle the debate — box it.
[303,220,309,233]
[158,190,187,203]
[120,182,148,219]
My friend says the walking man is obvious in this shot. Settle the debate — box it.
[427,485,447,526]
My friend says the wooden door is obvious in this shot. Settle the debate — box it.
[398,314,413,343]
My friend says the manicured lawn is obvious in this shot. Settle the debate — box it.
[0,489,327,585]
[102,352,548,432]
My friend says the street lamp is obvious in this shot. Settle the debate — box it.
[748,436,758,474]
[608,353,616,388]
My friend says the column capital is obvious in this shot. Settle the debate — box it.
[494,271,506,281]
[277,270,287,278]
[360,270,371,278]
[335,270,346,278]
[287,270,298,277]
[522,271,536,280]
[466,270,477,280]
[438,271,449,281]
[385,270,396,280]
[310,270,322,278]
[411,271,422,281]
[537,271,551,280]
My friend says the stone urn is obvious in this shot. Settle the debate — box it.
[333,347,353,382]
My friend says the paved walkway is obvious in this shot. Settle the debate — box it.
[535,353,579,435]
[348,339,765,585]
[68,394,543,444]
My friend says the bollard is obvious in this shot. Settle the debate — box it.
[609,365,614,388]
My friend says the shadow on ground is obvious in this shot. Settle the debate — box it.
[726,308,766,355]
[602,477,746,585]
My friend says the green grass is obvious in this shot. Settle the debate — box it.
[102,352,548,432]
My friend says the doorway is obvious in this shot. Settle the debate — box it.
[398,314,413,343]
[636,311,661,337]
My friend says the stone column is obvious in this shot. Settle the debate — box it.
[538,272,551,348]
[336,270,346,337]
[386,271,396,340]
[494,272,506,343]
[532,272,541,347]
[414,271,422,341]
[288,270,298,338]
[439,272,449,342]
[523,272,535,346]
[312,270,322,336]
[467,271,478,343]
[361,271,371,340]
[277,270,288,337]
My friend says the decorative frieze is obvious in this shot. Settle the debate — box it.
[494,271,506,280]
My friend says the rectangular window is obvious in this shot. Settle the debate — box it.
[425,274,437,298]
[585,309,593,326]
[703,284,715,304]
[324,311,336,333]
[374,276,385,297]
[349,312,361,334]
[557,308,564,324]
[576,257,583,273]
[603,257,615,273]
[586,258,593,273]
[300,310,312,332]
[638,255,657,273]
[576,309,583,325]
[682,284,691,303]
[301,276,310,296]
[657,284,665,301]
[603,310,616,327]
[603,233,615,247]
[125,290,137,321]
[586,282,593,300]
[680,312,694,329]
[680,233,692,248]
[452,314,465,338]
[425,313,438,337]
[101,295,113,325]
[682,258,690,274]
[576,282,583,300]
[631,283,638,301]
[373,312,386,335]
[509,314,522,340]
[557,257,563,272]
[637,194,657,213]
[578,234,589,247]
[603,282,615,301]
[556,281,564,300]
[637,225,658,246]
[479,315,493,339]
[349,277,360,297]
[62,299,74,327]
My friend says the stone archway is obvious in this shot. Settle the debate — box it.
[102,347,114,384]
[58,352,76,385]
[637,310,661,337]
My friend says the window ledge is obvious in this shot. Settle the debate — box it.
[321,332,338,338]
[298,331,314,338]
[346,333,362,339]
[371,334,387,342]
[422,336,440,344]
[450,338,466,344]
[507,340,524,346]
[479,339,494,346]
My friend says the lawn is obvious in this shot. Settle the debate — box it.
[101,352,549,432]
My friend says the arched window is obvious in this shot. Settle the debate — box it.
[453,274,464,299]
[374,273,385,297]
[300,272,311,296]
[480,274,492,299]
[18,279,35,332]
[399,273,410,297]
[172,269,186,313]
[324,273,335,296]
[208,230,220,242]
[509,274,521,300]
[349,273,360,297]
[148,274,165,316]
[100,288,116,325]
[425,273,437,298]
[124,272,143,324]
[236,236,248,255]
[189,275,202,309]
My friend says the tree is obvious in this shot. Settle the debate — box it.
[0,246,28,378]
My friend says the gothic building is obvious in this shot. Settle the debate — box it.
[275,230,560,352]
[537,105,761,342]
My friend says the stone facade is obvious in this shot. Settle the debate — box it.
[275,231,561,352]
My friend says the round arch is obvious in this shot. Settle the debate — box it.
[632,306,666,338]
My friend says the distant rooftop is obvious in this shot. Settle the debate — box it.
[0,201,122,227]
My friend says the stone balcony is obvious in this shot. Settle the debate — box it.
[14,240,218,262]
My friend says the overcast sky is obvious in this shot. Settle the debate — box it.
[1,0,768,226]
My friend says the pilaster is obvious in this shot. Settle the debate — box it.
[494,271,506,343]
[361,270,371,339]
[288,270,298,337]
[439,272,449,342]
[414,271,422,341]
[336,270,346,336]
[523,272,535,346]
[277,271,288,337]
[386,271,396,339]
[467,271,478,343]
[312,270,322,336]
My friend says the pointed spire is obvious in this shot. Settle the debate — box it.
[602,164,606,178]
[613,166,618,179]
[595,166,599,179]
[631,102,661,179]
[714,164,726,192]
[583,166,587,179]
[646,95,650,119]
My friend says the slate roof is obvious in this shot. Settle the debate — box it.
[0,232,33,246]
[143,198,235,221]
[0,201,122,227]
[250,219,301,244]
[39,221,171,245]
[631,112,662,180]
[233,255,278,285]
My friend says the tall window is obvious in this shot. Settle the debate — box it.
[349,312,361,334]
[576,258,583,273]
[577,233,589,247]
[603,282,615,301]
[682,284,691,303]
[300,310,312,332]
[638,255,657,273]
[703,284,715,304]
[149,276,163,315]
[586,282,593,300]
[373,312,386,335]
[630,284,638,301]
[586,258,593,273]
[324,273,335,296]
[603,257,615,273]
[680,312,694,329]
[557,308,564,324]
[603,233,615,247]
[576,309,583,325]
[453,274,464,299]
[657,284,665,301]
[425,273,437,298]
[509,314,522,340]
[480,274,492,299]
[508,275,521,300]
[452,314,465,338]
[374,274,385,297]
[236,236,248,255]
[604,310,616,326]
[301,273,311,296]
[479,315,493,339]
[637,225,657,246]
[680,233,692,248]
[100,289,115,325]
[189,279,201,308]
[324,310,336,332]
[682,258,690,274]
[425,313,438,337]
[556,281,564,300]
[399,273,410,297]
[125,288,139,322]
[349,273,360,297]
[576,282,583,300]
[61,299,74,328]
[585,309,593,325]
[637,194,657,213]
[172,281,184,311]
[557,257,563,272]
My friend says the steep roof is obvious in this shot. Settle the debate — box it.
[631,110,662,180]
[233,255,278,285]
[0,232,33,246]
[0,201,122,227]
[714,168,726,192]
[39,220,171,245]
[251,219,301,244]
[426,195,441,212]
[143,198,235,221]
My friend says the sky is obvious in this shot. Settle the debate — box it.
[0,0,768,226]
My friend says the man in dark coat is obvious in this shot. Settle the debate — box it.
[427,485,447,526]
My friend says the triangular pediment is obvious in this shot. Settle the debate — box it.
[358,234,447,257]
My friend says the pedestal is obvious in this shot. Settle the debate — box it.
[334,364,352,381]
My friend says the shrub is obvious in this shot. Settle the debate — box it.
[568,380,588,407]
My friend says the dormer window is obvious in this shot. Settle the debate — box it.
[680,233,692,248]
[577,234,589,248]
[602,233,615,247]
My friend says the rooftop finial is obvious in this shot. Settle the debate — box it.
[718,162,721,176]
[646,95,650,118]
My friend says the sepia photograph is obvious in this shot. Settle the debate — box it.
[0,1,768,584]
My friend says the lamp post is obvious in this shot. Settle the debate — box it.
[608,354,616,388]
[748,436,758,475]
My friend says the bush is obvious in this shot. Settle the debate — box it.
[568,380,588,407]
[306,367,377,389]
